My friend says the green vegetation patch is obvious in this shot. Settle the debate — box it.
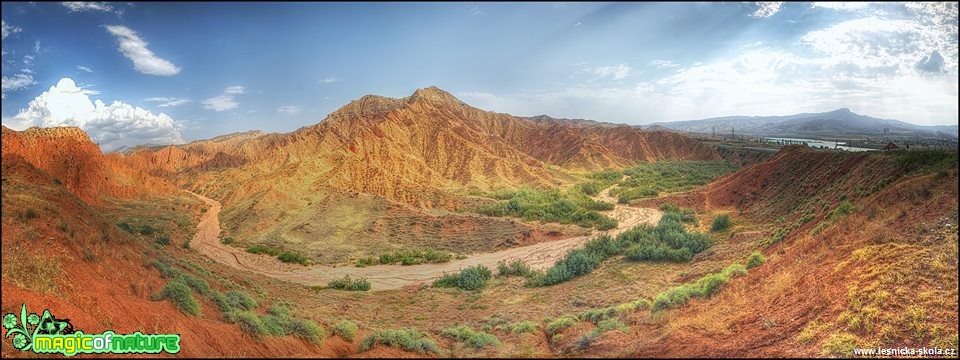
[328,275,372,291]
[651,263,747,313]
[331,320,359,342]
[610,160,737,203]
[526,208,712,287]
[433,265,492,291]
[473,188,617,230]
[359,328,440,354]
[441,325,501,349]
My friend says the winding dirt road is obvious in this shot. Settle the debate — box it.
[187,187,660,290]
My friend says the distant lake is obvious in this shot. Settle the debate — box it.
[765,137,873,152]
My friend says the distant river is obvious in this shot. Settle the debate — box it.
[765,137,873,152]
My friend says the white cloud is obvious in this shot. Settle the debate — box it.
[224,85,246,94]
[648,59,679,68]
[104,25,180,76]
[811,2,870,11]
[62,2,113,12]
[2,20,21,40]
[801,16,957,74]
[751,2,783,18]
[77,65,93,73]
[1,73,36,99]
[317,78,337,84]
[145,97,191,107]
[3,78,183,151]
[592,64,633,80]
[574,21,582,27]
[203,95,238,111]
[276,105,303,114]
[202,86,247,111]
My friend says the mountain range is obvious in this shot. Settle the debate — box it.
[649,108,959,139]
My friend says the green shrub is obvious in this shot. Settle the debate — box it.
[234,311,266,336]
[441,326,501,349]
[176,274,210,296]
[139,225,157,236]
[225,290,258,310]
[355,257,376,267]
[287,318,325,342]
[711,214,732,232]
[277,251,310,265]
[506,321,538,334]
[156,280,200,316]
[651,262,749,313]
[359,328,440,354]
[261,314,289,336]
[118,221,134,233]
[545,315,578,335]
[328,275,372,291]
[377,248,452,265]
[596,318,628,333]
[156,236,171,246]
[210,291,233,313]
[581,307,616,323]
[247,244,282,256]
[180,239,191,249]
[433,265,492,291]
[614,299,650,314]
[828,201,855,221]
[746,251,767,269]
[528,210,713,287]
[497,259,533,277]
[331,320,359,342]
[611,161,737,203]
[221,237,235,245]
[472,188,618,229]
[150,259,179,278]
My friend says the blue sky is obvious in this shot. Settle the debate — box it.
[1,2,957,150]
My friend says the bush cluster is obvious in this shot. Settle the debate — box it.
[359,328,440,354]
[473,188,617,229]
[441,326,501,349]
[328,276,372,291]
[433,265,492,291]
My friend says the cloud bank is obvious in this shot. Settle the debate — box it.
[3,78,183,151]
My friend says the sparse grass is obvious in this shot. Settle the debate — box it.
[441,325,501,349]
[822,332,858,356]
[433,265,492,291]
[331,320,359,342]
[359,328,440,354]
[328,275,372,291]
[473,188,617,229]
[711,214,732,232]
[1,247,64,294]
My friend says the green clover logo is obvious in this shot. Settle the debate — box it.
[3,304,73,351]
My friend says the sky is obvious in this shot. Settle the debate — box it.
[1,2,957,151]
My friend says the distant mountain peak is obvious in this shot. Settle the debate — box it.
[408,86,462,105]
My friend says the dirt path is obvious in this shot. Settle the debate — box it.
[186,187,660,290]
